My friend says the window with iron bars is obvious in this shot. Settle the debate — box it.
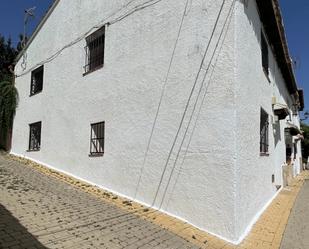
[293,143,297,160]
[30,65,44,96]
[90,121,105,156]
[84,26,105,75]
[260,108,269,155]
[28,121,42,151]
[261,31,269,76]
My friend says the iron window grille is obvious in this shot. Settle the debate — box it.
[261,32,269,76]
[286,145,292,162]
[260,108,269,154]
[30,65,44,96]
[28,122,41,151]
[293,143,297,159]
[84,26,105,74]
[90,121,105,156]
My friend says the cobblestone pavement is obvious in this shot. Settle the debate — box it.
[280,180,309,249]
[0,154,199,249]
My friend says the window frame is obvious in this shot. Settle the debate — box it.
[83,26,105,76]
[30,65,44,96]
[260,108,269,156]
[28,121,42,152]
[89,121,105,157]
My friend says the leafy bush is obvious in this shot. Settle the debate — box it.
[301,123,309,164]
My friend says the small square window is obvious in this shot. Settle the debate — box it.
[90,121,105,156]
[28,122,42,151]
[30,65,44,96]
[261,32,269,76]
[260,108,269,155]
[84,26,105,75]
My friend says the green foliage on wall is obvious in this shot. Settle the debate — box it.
[301,122,309,163]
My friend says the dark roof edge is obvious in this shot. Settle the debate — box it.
[256,0,298,95]
[298,89,304,111]
[15,0,60,63]
[272,0,298,94]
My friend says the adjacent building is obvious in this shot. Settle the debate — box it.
[11,0,305,243]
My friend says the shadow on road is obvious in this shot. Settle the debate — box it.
[0,204,48,249]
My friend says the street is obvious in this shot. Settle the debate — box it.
[280,179,309,249]
[0,153,198,249]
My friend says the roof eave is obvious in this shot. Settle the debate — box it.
[256,0,298,95]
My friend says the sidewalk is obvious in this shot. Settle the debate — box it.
[235,172,309,249]
[0,153,198,249]
[5,153,309,249]
[280,179,309,249]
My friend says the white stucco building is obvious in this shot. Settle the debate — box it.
[11,0,305,243]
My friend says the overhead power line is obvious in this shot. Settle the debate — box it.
[133,0,191,200]
[163,0,236,209]
[150,0,228,208]
[16,0,164,78]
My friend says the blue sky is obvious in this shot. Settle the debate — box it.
[0,0,308,121]
[0,0,53,46]
[280,0,309,123]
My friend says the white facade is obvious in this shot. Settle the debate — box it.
[234,0,303,238]
[11,0,303,243]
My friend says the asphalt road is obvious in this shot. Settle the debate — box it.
[280,179,309,249]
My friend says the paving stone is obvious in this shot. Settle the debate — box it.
[280,180,309,249]
[0,153,199,249]
[2,152,307,249]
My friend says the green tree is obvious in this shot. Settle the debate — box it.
[0,36,17,81]
[301,122,309,164]
[0,34,21,150]
[0,77,19,128]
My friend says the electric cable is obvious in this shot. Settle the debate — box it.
[150,0,227,208]
[158,0,236,209]
[15,0,163,78]
[133,0,190,200]
[109,0,164,25]
[164,1,236,209]
[159,7,235,210]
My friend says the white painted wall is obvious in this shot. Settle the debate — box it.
[12,0,239,242]
[234,0,302,240]
[11,0,302,243]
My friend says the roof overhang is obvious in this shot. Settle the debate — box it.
[286,122,301,136]
[256,0,298,95]
[273,105,289,120]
